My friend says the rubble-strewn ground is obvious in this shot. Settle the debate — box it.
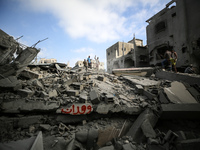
[1,63,200,150]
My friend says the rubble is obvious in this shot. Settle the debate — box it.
[1,30,200,150]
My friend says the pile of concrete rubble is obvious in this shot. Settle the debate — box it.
[1,29,200,150]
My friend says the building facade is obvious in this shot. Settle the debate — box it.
[146,0,200,70]
[106,39,149,73]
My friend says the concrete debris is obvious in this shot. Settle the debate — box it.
[1,29,200,150]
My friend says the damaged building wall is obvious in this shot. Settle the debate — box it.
[106,39,149,73]
[146,0,200,70]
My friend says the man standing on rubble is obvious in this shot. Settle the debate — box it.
[87,56,91,69]
[161,50,172,71]
[83,59,88,72]
[170,49,178,73]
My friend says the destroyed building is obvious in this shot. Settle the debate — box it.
[146,0,200,72]
[38,58,57,64]
[106,39,149,73]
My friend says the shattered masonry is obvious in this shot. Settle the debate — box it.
[0,29,200,150]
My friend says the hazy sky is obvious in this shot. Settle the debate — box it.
[0,0,170,67]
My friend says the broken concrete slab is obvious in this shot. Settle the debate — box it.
[164,81,197,104]
[126,109,158,142]
[20,69,42,79]
[155,70,200,86]
[175,138,200,150]
[141,119,156,138]
[0,135,36,150]
[123,75,160,88]
[99,145,114,150]
[0,76,22,90]
[96,103,112,114]
[2,100,60,113]
[86,128,99,150]
[159,91,169,104]
[161,104,200,119]
[30,131,43,150]
[75,130,88,143]
[17,88,34,97]
[187,86,200,102]
[32,79,44,89]
[123,143,137,150]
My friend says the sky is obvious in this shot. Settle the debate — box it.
[0,0,170,68]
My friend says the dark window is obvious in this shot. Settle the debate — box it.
[182,47,187,53]
[155,21,166,33]
[108,52,110,56]
[139,55,148,62]
[171,13,176,17]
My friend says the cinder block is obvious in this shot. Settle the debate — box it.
[135,84,144,94]
[97,76,106,82]
[66,90,79,96]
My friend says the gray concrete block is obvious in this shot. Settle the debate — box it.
[161,104,200,119]
[48,89,58,97]
[126,109,158,142]
[135,84,144,94]
[98,76,106,81]
[89,90,100,104]
[105,94,114,103]
[79,94,88,103]
[141,119,156,138]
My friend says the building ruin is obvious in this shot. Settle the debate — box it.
[106,39,149,73]
[146,0,200,72]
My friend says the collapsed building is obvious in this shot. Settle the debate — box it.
[146,0,200,72]
[106,39,149,74]
[1,29,200,150]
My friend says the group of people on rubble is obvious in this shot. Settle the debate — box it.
[83,55,100,72]
[161,49,197,74]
